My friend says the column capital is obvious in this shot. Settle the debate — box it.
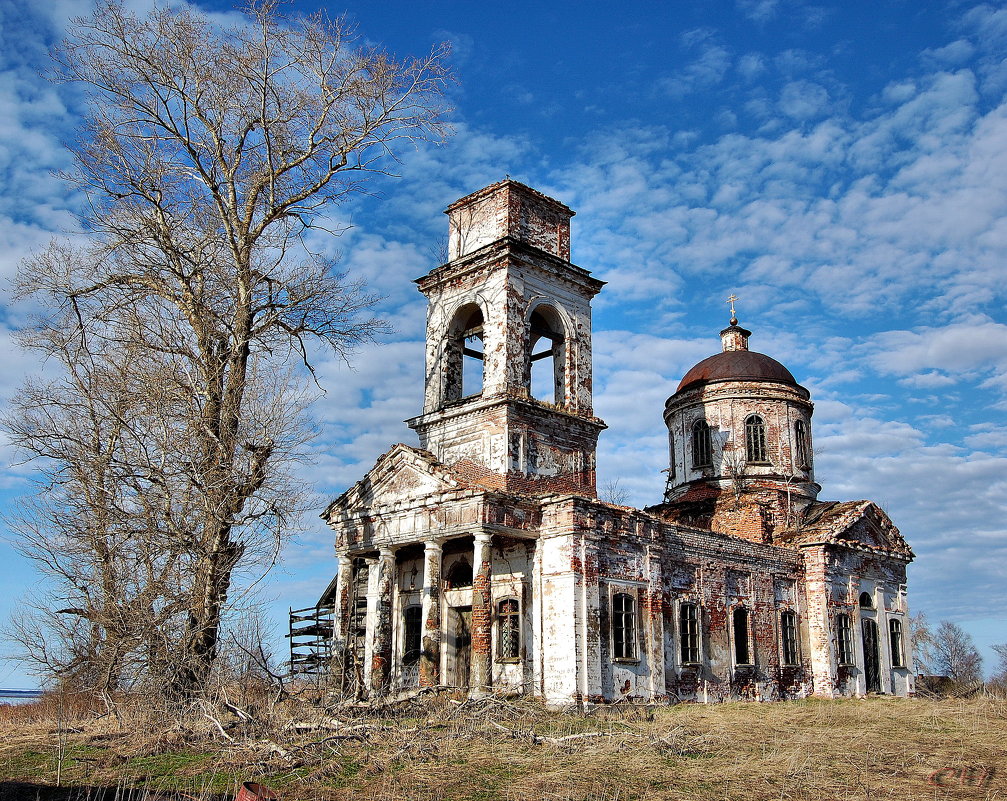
[472,531,493,546]
[423,538,445,551]
[378,545,396,559]
[337,552,354,567]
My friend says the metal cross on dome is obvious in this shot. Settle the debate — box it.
[726,293,739,321]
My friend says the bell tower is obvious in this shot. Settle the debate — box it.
[406,180,606,494]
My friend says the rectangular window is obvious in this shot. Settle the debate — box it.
[679,602,700,664]
[836,613,854,665]
[497,598,520,660]
[612,592,638,660]
[795,419,809,467]
[692,420,712,467]
[745,415,768,463]
[733,607,751,665]
[402,605,422,666]
[780,610,799,666]
[889,618,905,668]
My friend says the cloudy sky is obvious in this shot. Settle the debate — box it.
[1,0,1005,687]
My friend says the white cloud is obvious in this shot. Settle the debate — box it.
[778,80,829,120]
[661,32,732,98]
[735,0,781,23]
[737,53,767,81]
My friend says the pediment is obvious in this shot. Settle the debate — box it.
[834,503,913,557]
[323,444,462,520]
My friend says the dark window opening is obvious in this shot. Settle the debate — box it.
[859,591,874,609]
[733,606,751,665]
[795,419,809,468]
[863,618,881,692]
[692,420,712,467]
[889,618,905,668]
[445,559,473,589]
[529,307,565,404]
[680,602,700,664]
[745,415,768,463]
[780,610,799,666]
[497,598,520,660]
[836,613,854,665]
[402,605,422,666]
[612,592,637,660]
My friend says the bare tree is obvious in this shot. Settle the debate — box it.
[599,478,629,506]
[6,0,450,696]
[909,611,936,676]
[931,620,983,685]
[988,644,1007,693]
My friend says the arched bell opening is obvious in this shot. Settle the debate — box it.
[528,305,566,405]
[444,304,485,403]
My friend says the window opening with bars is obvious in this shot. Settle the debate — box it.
[680,602,700,664]
[795,419,809,467]
[780,610,799,665]
[497,598,520,660]
[402,605,422,666]
[612,593,638,660]
[692,420,712,467]
[836,613,854,665]
[745,415,768,463]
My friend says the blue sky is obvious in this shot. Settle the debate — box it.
[0,0,1005,687]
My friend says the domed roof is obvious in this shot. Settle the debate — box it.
[676,350,797,392]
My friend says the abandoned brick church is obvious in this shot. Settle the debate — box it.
[297,179,915,704]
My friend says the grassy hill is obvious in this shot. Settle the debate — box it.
[0,692,1003,800]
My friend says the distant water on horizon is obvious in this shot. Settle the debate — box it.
[0,688,43,704]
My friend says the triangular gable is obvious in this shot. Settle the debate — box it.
[833,502,913,557]
[322,443,466,522]
[788,499,913,558]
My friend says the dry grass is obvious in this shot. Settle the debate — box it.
[1,692,1005,800]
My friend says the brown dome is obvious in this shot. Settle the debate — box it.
[676,350,797,392]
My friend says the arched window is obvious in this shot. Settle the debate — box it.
[794,419,809,468]
[497,598,520,660]
[612,593,638,659]
[529,306,565,404]
[445,559,473,589]
[402,605,422,666]
[733,606,751,665]
[679,602,700,664]
[859,591,874,609]
[780,610,799,666]
[889,618,905,668]
[444,304,484,402]
[836,613,854,665]
[692,420,712,467]
[745,415,768,463]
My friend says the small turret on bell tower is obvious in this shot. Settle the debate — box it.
[406,180,606,495]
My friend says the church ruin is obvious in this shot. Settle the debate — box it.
[292,179,915,704]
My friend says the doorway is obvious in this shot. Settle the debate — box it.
[862,618,881,693]
[448,606,472,687]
